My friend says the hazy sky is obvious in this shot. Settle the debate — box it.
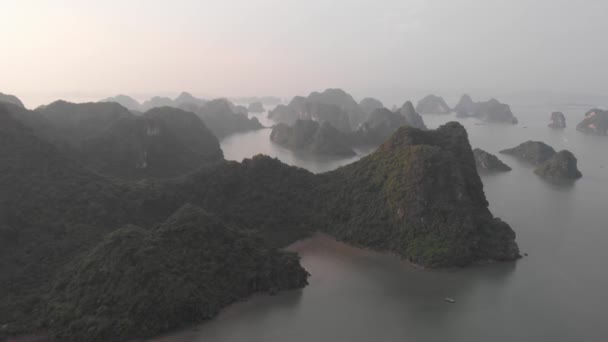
[1,0,607,107]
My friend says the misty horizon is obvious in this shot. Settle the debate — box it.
[3,0,608,108]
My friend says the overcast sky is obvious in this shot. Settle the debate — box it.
[1,0,606,107]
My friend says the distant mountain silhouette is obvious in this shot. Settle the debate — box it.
[269,89,368,130]
[100,94,141,111]
[0,92,24,108]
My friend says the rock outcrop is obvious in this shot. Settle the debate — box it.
[473,148,512,171]
[416,94,451,114]
[0,92,25,108]
[100,94,141,111]
[195,98,263,138]
[268,89,365,130]
[269,97,351,133]
[44,204,308,342]
[398,101,427,130]
[576,109,608,135]
[319,122,520,267]
[270,119,355,156]
[359,97,384,115]
[499,141,556,165]
[454,94,476,116]
[455,95,518,124]
[307,88,366,129]
[350,108,410,146]
[534,150,582,180]
[248,101,265,113]
[548,111,566,129]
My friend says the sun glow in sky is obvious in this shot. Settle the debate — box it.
[1,0,606,107]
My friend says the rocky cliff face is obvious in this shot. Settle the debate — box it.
[549,111,566,129]
[454,94,475,116]
[270,119,355,156]
[399,101,428,130]
[319,122,520,267]
[416,94,451,114]
[43,204,308,342]
[473,148,512,171]
[499,141,556,165]
[534,150,582,180]
[576,109,608,135]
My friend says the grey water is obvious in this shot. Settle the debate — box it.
[159,105,608,342]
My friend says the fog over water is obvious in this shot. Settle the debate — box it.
[148,104,608,342]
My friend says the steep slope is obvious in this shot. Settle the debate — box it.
[473,148,512,171]
[318,122,520,267]
[398,101,428,130]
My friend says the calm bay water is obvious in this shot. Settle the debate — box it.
[158,106,608,342]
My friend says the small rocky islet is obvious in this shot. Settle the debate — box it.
[500,141,582,180]
[454,94,518,124]
[549,111,567,129]
[576,108,608,135]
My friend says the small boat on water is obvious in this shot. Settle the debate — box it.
[444,297,456,303]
